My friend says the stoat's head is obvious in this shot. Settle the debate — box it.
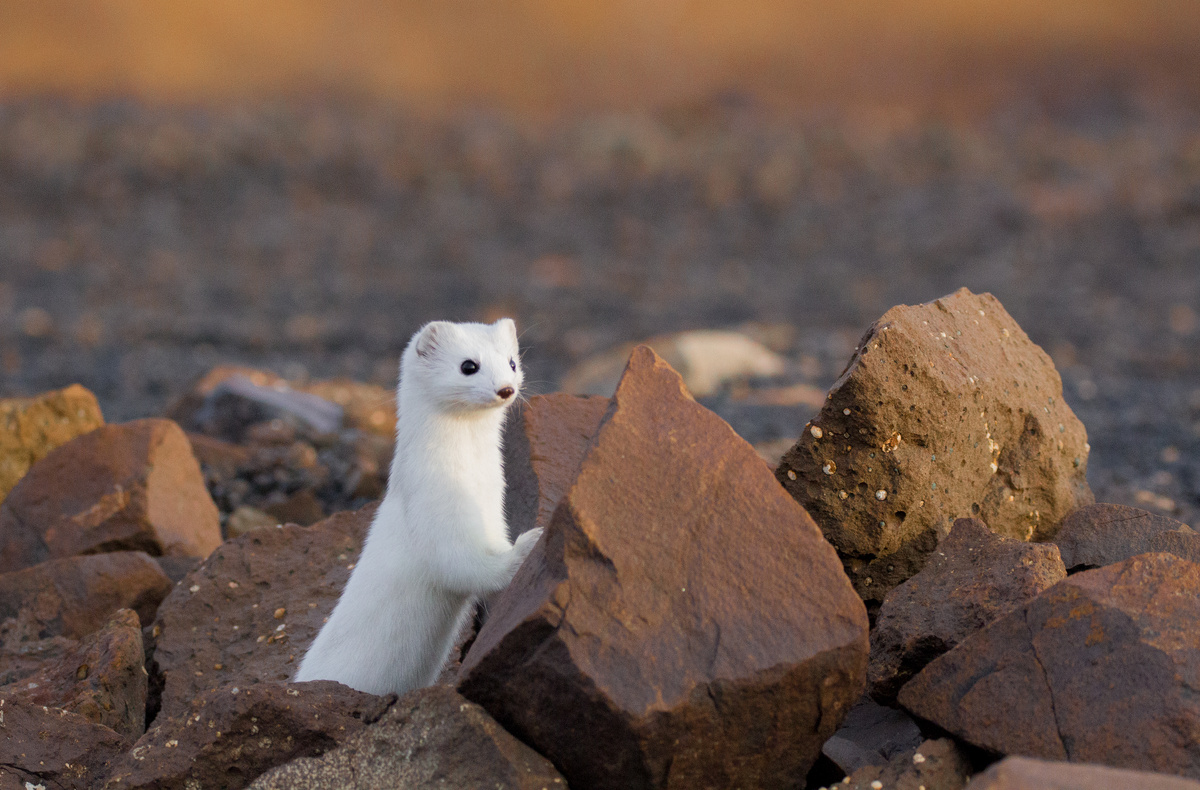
[402,318,523,413]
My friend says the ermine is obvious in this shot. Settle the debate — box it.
[295,318,542,695]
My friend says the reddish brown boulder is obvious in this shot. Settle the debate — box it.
[149,506,373,722]
[775,289,1093,603]
[1,609,146,741]
[899,553,1200,777]
[0,384,104,503]
[964,756,1200,790]
[503,393,610,538]
[0,551,171,643]
[837,739,972,790]
[1053,503,1197,570]
[459,347,869,790]
[0,419,221,573]
[0,700,125,790]
[102,680,393,790]
[869,518,1066,702]
[248,686,566,790]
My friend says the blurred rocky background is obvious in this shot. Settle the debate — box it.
[0,0,1198,527]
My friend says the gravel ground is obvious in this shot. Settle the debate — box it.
[0,94,1197,525]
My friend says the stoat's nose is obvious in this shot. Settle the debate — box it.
[497,386,515,400]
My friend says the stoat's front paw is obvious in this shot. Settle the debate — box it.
[511,527,544,567]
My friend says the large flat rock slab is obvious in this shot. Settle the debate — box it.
[0,419,221,572]
[248,686,567,790]
[149,506,373,722]
[775,288,1092,603]
[459,346,869,790]
[102,680,392,790]
[899,553,1200,778]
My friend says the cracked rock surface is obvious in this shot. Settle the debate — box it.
[459,346,868,790]
[899,552,1200,778]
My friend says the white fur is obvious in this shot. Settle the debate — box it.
[295,318,542,695]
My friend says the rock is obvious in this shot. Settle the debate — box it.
[776,288,1093,604]
[166,367,343,443]
[225,505,279,538]
[560,329,786,397]
[0,699,125,790]
[0,384,105,503]
[899,553,1200,777]
[261,488,325,527]
[0,552,172,647]
[869,518,1066,703]
[836,738,972,790]
[0,609,146,741]
[459,346,869,790]
[964,756,1200,790]
[248,686,566,790]
[503,393,610,539]
[102,680,393,790]
[1053,503,1196,570]
[0,419,222,573]
[821,696,924,775]
[149,506,373,722]
[1147,528,1200,562]
[302,379,396,438]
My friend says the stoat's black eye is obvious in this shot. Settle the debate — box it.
[460,360,479,375]
[509,358,516,371]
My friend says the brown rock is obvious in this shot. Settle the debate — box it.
[964,756,1200,790]
[459,346,869,790]
[838,738,972,790]
[102,680,393,790]
[0,699,125,790]
[0,384,104,503]
[1053,503,1196,570]
[899,553,1200,777]
[776,288,1093,603]
[149,506,373,722]
[261,488,325,527]
[869,518,1066,703]
[302,379,396,438]
[225,505,279,538]
[503,393,610,539]
[0,551,172,645]
[248,686,566,790]
[0,609,146,741]
[0,419,222,573]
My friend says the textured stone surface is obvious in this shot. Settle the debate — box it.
[102,680,393,790]
[821,696,923,775]
[0,384,104,503]
[899,553,1200,777]
[0,419,221,573]
[964,756,1200,790]
[776,288,1093,603]
[248,686,567,790]
[836,739,972,790]
[0,699,125,790]
[0,551,172,643]
[503,393,610,539]
[1053,503,1196,570]
[0,609,147,741]
[869,518,1066,702]
[149,505,373,722]
[459,346,869,790]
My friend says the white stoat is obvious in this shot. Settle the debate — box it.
[295,318,542,696]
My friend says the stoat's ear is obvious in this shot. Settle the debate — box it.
[495,317,518,345]
[414,321,451,358]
